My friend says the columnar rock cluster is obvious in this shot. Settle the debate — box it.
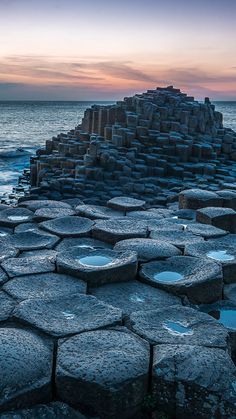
[1,191,236,418]
[29,86,236,205]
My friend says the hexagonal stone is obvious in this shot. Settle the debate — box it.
[75,204,124,220]
[0,227,13,237]
[196,207,236,233]
[186,222,227,239]
[179,189,221,210]
[5,231,60,251]
[0,327,53,412]
[34,207,76,221]
[1,255,55,278]
[19,250,58,260]
[0,402,85,419]
[107,196,146,212]
[0,241,18,262]
[91,280,181,317]
[150,230,203,250]
[57,248,137,287]
[56,328,149,418]
[139,256,223,304]
[185,241,236,284]
[19,200,72,211]
[0,292,15,321]
[0,208,34,227]
[129,306,228,348]
[14,223,43,233]
[147,219,184,232]
[3,273,86,301]
[40,216,94,238]
[152,345,236,419]
[126,209,165,220]
[114,238,181,262]
[0,267,8,286]
[224,283,236,304]
[13,295,122,337]
[92,219,148,244]
[55,237,112,253]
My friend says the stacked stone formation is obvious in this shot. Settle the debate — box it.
[1,192,236,418]
[28,86,236,205]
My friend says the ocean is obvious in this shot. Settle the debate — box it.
[0,101,235,196]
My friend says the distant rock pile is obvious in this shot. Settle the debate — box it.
[29,86,236,205]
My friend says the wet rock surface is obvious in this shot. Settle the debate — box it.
[40,216,94,238]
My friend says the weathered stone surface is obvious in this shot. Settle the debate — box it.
[3,273,87,300]
[13,294,122,337]
[107,196,146,212]
[0,208,34,227]
[14,223,43,233]
[186,222,227,239]
[0,402,86,419]
[40,216,94,238]
[196,207,236,233]
[224,283,236,304]
[1,255,55,278]
[19,200,72,211]
[55,237,112,252]
[0,267,8,285]
[0,327,53,412]
[114,238,181,261]
[129,305,228,348]
[56,328,149,418]
[150,229,204,250]
[0,292,15,321]
[34,206,76,221]
[0,227,13,237]
[5,231,60,251]
[92,219,148,244]
[185,241,236,284]
[91,280,181,316]
[0,241,18,262]
[139,256,223,304]
[75,204,124,220]
[179,189,221,210]
[152,344,236,419]
[57,248,137,286]
[19,249,58,259]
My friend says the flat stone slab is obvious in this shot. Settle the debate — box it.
[0,327,53,412]
[40,216,94,238]
[114,238,181,262]
[13,294,122,337]
[0,402,86,419]
[34,207,76,221]
[196,206,236,233]
[185,241,236,284]
[150,229,204,250]
[5,231,60,251]
[0,292,15,321]
[56,328,149,418]
[152,344,236,419]
[147,219,184,232]
[57,248,137,287]
[75,204,124,220]
[0,208,34,227]
[19,249,58,260]
[126,210,165,220]
[186,222,227,239]
[0,227,13,238]
[129,305,228,348]
[92,219,148,244]
[3,273,86,301]
[56,237,112,253]
[14,223,44,234]
[107,196,146,212]
[1,255,55,278]
[19,200,72,211]
[179,189,221,210]
[91,280,181,316]
[0,241,18,263]
[139,256,223,304]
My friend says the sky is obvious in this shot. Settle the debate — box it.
[0,0,236,100]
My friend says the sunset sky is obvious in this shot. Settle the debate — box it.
[0,0,236,100]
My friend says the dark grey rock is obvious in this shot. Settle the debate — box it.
[107,196,146,211]
[0,327,53,412]
[0,227,13,237]
[196,207,236,233]
[92,219,148,244]
[75,204,124,219]
[55,237,112,253]
[150,229,204,250]
[139,256,223,304]
[14,223,43,233]
[40,216,94,238]
[179,189,221,210]
[91,280,181,316]
[224,283,236,304]
[114,238,181,261]
[13,294,122,337]
[5,231,60,251]
[152,344,236,419]
[3,273,86,300]
[57,248,137,287]
[0,241,19,262]
[19,249,58,259]
[0,292,15,321]
[0,208,34,227]
[56,328,149,418]
[19,200,72,211]
[34,206,76,221]
[0,267,8,285]
[0,402,86,419]
[129,305,229,348]
[1,255,55,278]
[186,222,227,239]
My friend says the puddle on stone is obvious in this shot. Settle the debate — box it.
[172,216,179,219]
[154,271,184,283]
[129,293,145,303]
[0,232,7,237]
[79,255,113,267]
[164,321,193,335]
[62,311,75,320]
[7,216,29,221]
[209,309,236,330]
[207,250,235,262]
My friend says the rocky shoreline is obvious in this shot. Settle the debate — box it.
[1,87,236,418]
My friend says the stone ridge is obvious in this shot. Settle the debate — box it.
[28,86,236,205]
